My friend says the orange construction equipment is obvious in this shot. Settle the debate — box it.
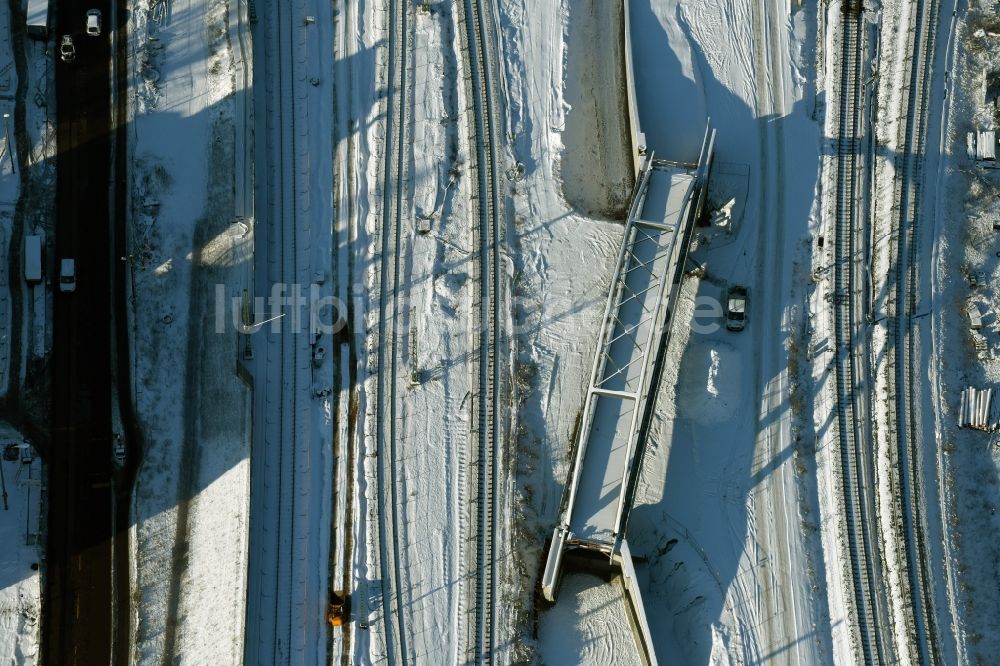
[326,591,348,628]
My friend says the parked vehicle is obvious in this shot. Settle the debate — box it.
[26,0,48,39]
[725,285,748,332]
[85,9,101,36]
[23,234,42,284]
[59,258,76,293]
[59,35,75,62]
[326,590,348,628]
[112,433,126,466]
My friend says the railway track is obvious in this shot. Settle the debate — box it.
[332,0,357,658]
[374,0,503,661]
[457,0,503,661]
[375,0,412,663]
[831,10,890,665]
[245,0,314,661]
[884,0,942,663]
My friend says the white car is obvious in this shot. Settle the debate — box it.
[59,258,76,293]
[86,9,101,37]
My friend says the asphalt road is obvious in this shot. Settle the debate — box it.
[43,0,120,662]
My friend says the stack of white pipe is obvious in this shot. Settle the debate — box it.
[958,387,994,430]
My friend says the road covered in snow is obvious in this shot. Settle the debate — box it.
[619,0,830,662]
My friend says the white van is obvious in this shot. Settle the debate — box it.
[59,258,76,293]
[85,9,101,36]
[23,235,42,284]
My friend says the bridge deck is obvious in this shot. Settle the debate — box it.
[568,166,696,545]
[542,128,715,621]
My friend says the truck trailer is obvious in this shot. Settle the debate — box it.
[26,0,48,39]
[23,234,42,284]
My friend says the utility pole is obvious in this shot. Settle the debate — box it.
[0,457,8,511]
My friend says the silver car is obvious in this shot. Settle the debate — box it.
[86,9,101,36]
[59,258,76,293]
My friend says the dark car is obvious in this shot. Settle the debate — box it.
[725,285,748,332]
[60,35,76,62]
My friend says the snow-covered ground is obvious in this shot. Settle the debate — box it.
[106,0,837,659]
[537,572,642,665]
[349,0,524,661]
[923,4,1000,662]
[0,422,41,665]
[822,0,963,662]
[342,0,997,662]
[126,0,251,662]
[23,0,989,662]
[491,0,830,661]
[358,5,478,662]
[627,0,829,663]
[495,0,637,659]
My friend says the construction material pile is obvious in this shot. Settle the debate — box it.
[959,387,996,430]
